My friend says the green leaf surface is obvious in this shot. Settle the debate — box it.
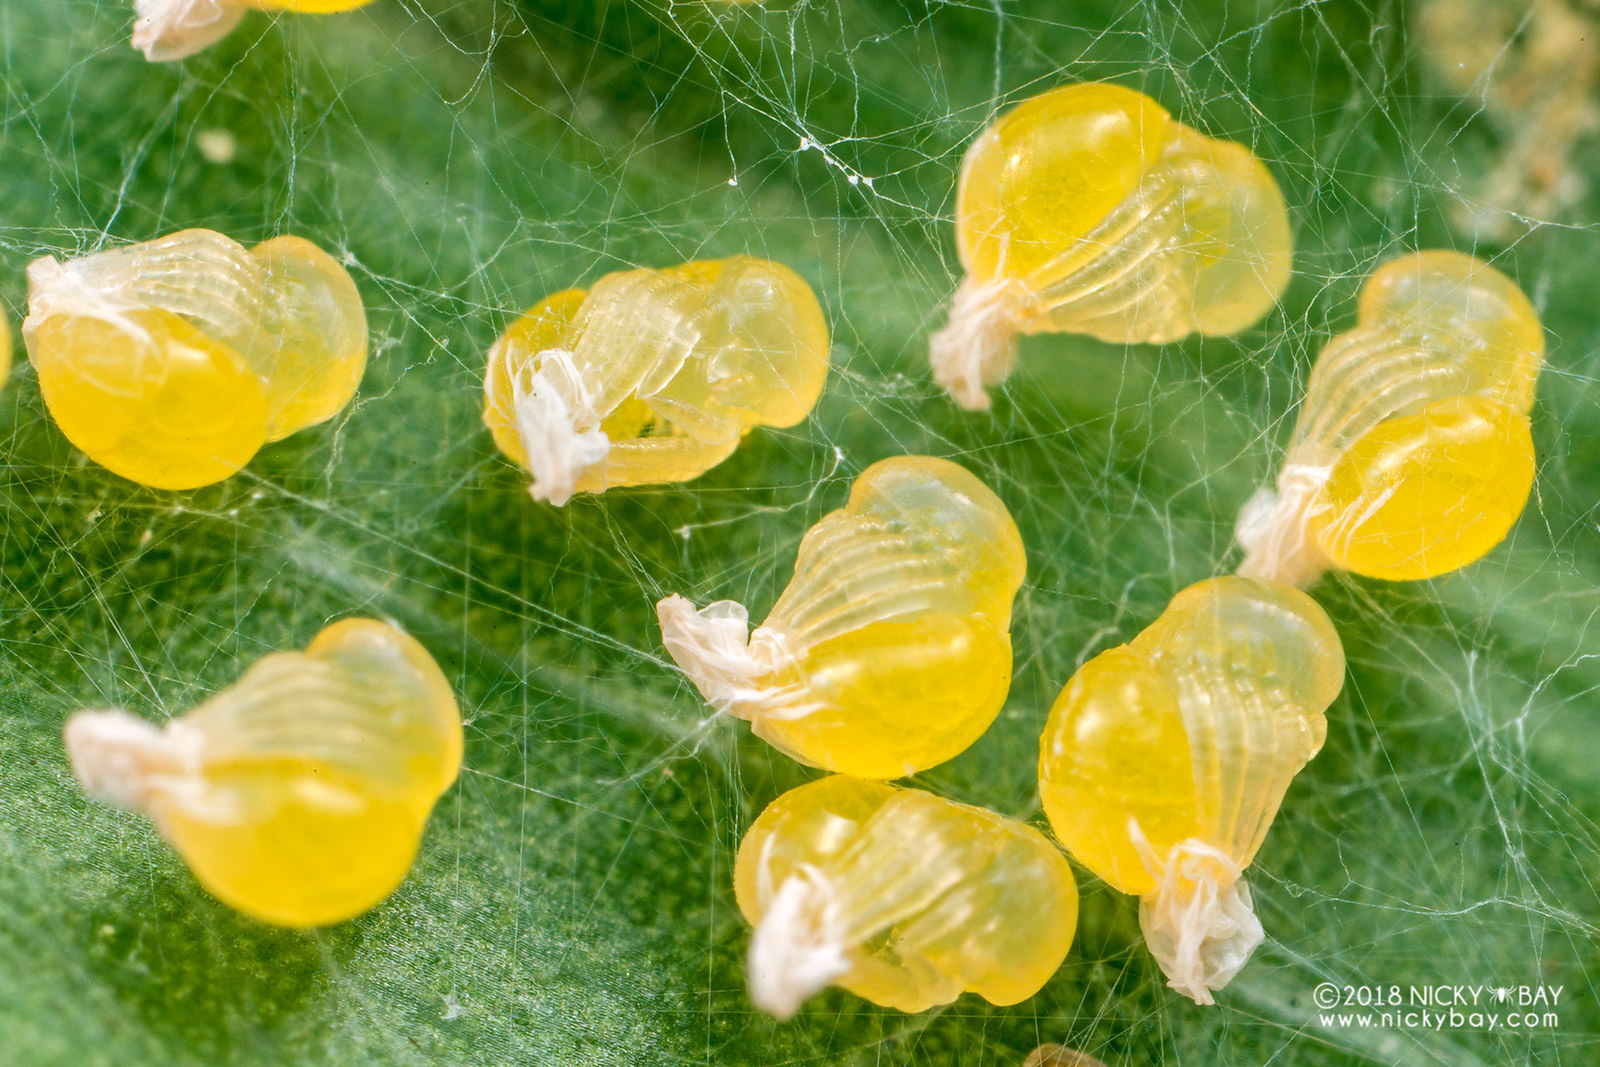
[3,0,1598,1063]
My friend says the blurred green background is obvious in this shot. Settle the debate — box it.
[2,0,1597,1063]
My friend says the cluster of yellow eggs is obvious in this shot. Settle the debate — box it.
[14,51,1547,1029]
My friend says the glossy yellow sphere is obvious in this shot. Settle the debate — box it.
[734,776,1077,1017]
[1039,576,1344,1003]
[659,455,1024,778]
[931,82,1292,409]
[0,302,13,391]
[24,229,367,490]
[65,619,461,928]
[484,256,830,504]
[1238,250,1544,585]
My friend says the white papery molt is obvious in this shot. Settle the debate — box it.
[64,709,203,811]
[132,0,246,62]
[511,349,612,506]
[927,277,1033,411]
[1135,834,1264,1005]
[1234,462,1335,589]
[745,864,850,1020]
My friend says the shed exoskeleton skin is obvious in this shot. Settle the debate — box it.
[930,82,1292,410]
[483,256,830,505]
[1236,250,1544,586]
[24,228,368,490]
[1038,576,1344,1004]
[132,0,378,62]
[735,776,1078,1018]
[64,619,461,928]
[657,455,1025,778]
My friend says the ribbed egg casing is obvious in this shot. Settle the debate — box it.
[512,256,829,445]
[174,619,462,815]
[1135,577,1343,870]
[933,83,1289,409]
[1286,252,1542,465]
[131,0,377,62]
[562,267,710,431]
[486,257,829,497]
[64,619,461,927]
[0,304,12,390]
[764,456,1025,658]
[1237,251,1544,585]
[1019,132,1290,347]
[25,228,367,431]
[28,229,265,351]
[1037,577,1342,1002]
[658,456,1023,778]
[22,228,368,490]
[736,776,1077,1015]
[1038,576,1344,895]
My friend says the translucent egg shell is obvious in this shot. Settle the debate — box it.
[1023,1046,1109,1067]
[65,619,462,928]
[24,228,368,490]
[1237,250,1544,586]
[930,82,1292,410]
[657,455,1025,778]
[483,256,830,505]
[0,302,12,390]
[132,0,378,62]
[1038,576,1344,1004]
[735,775,1078,1018]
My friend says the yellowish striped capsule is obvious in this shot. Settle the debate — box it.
[0,302,12,390]
[1038,576,1344,1003]
[735,776,1078,1017]
[65,619,461,928]
[24,229,367,490]
[483,256,830,505]
[658,455,1024,778]
[132,0,378,62]
[931,82,1292,410]
[1237,250,1544,586]
[1023,1046,1109,1067]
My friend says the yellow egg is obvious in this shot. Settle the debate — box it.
[23,229,367,491]
[131,0,378,62]
[658,455,1024,778]
[1237,250,1544,585]
[1023,1046,1109,1067]
[931,82,1292,409]
[65,619,461,928]
[734,775,1077,1017]
[1038,576,1344,1003]
[483,256,830,505]
[0,302,13,390]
